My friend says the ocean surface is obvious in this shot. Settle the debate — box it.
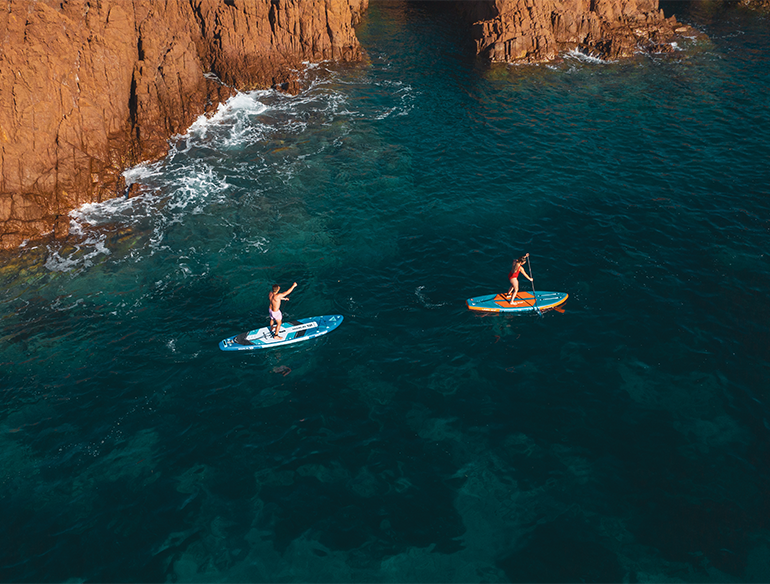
[2,1,770,581]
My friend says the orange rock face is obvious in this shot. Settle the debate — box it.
[0,0,367,249]
[0,0,701,251]
[458,0,695,63]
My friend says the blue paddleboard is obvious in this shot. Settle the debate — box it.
[219,315,343,351]
[466,291,568,313]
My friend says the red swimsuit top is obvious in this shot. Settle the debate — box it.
[509,269,520,279]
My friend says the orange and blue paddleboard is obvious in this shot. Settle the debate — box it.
[466,291,568,313]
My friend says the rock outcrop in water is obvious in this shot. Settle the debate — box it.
[0,0,715,251]
[0,0,367,249]
[458,0,694,63]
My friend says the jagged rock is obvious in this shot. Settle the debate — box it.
[459,0,695,64]
[0,0,367,250]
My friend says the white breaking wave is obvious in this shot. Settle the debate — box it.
[123,159,165,185]
[565,48,617,65]
[44,232,111,273]
[186,91,271,146]
[163,163,231,212]
[49,59,410,273]
[70,194,157,228]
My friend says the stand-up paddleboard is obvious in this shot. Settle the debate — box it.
[219,315,343,351]
[466,291,568,313]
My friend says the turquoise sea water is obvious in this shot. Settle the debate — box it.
[2,2,770,581]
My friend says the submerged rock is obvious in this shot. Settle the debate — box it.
[272,365,292,376]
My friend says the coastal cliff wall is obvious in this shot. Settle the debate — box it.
[0,0,742,252]
[0,0,367,249]
[458,0,693,63]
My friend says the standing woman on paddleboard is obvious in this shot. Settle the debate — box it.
[506,253,533,302]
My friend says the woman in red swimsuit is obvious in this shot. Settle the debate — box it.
[505,253,533,302]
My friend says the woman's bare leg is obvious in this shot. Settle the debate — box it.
[509,279,520,302]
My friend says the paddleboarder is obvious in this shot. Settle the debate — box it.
[505,254,533,303]
[269,282,297,339]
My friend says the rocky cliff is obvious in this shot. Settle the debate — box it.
[0,0,717,251]
[0,0,367,249]
[458,0,695,63]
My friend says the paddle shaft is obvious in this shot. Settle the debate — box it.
[527,256,542,315]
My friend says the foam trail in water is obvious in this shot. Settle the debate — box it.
[415,286,448,309]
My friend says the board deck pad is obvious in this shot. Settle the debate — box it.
[219,315,343,351]
[466,291,568,313]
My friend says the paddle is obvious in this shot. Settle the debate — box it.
[527,255,542,317]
